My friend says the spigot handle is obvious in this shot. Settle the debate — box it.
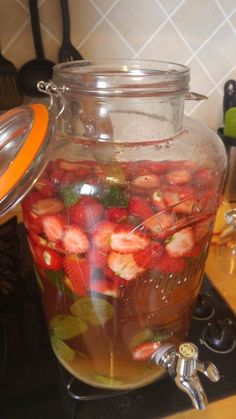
[153,341,220,410]
[197,360,220,382]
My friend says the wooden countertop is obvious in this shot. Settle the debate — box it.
[1,204,236,418]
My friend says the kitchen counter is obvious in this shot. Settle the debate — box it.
[1,205,236,418]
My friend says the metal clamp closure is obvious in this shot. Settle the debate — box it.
[37,81,66,118]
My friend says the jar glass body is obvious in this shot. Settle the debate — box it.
[22,60,227,390]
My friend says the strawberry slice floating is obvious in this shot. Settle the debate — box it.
[133,242,164,269]
[92,221,117,252]
[32,198,64,216]
[62,225,89,254]
[110,225,150,253]
[89,279,119,298]
[107,251,144,280]
[165,227,195,258]
[132,341,161,361]
[42,215,66,243]
[63,255,90,296]
[165,169,192,185]
[34,244,63,271]
[129,196,154,220]
[131,174,160,189]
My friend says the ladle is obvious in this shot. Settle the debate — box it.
[17,0,55,97]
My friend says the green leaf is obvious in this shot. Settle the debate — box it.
[59,183,81,207]
[101,185,130,208]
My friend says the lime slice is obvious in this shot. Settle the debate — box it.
[51,336,75,362]
[91,373,124,387]
[129,329,154,350]
[50,314,87,340]
[70,297,114,325]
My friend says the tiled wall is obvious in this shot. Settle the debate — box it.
[1,0,236,131]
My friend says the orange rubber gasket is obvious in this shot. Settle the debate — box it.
[0,104,49,201]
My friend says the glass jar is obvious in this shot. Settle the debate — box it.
[0,60,227,393]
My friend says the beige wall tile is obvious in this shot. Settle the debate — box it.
[80,20,133,59]
[197,22,236,83]
[69,0,101,48]
[139,22,191,63]
[108,0,166,51]
[158,0,183,14]
[230,10,236,29]
[93,0,117,13]
[0,0,28,49]
[172,0,224,51]
[219,0,236,15]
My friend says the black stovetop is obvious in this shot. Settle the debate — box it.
[0,219,236,419]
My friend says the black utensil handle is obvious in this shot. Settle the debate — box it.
[60,0,71,42]
[28,0,44,59]
[223,79,236,119]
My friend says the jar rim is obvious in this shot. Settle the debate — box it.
[53,59,190,97]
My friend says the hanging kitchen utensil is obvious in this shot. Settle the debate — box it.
[17,0,55,97]
[223,79,236,120]
[58,0,83,62]
[0,50,23,110]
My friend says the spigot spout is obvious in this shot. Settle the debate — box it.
[153,342,220,410]
[175,374,207,410]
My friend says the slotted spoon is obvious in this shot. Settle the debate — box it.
[58,0,83,62]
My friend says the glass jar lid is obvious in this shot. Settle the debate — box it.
[0,104,54,216]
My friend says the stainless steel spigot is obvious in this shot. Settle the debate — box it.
[153,342,220,410]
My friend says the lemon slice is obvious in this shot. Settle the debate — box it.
[70,297,114,325]
[50,314,87,340]
[51,336,75,362]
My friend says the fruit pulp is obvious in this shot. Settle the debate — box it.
[22,158,220,390]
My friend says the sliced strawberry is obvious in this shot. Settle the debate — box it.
[34,245,63,271]
[110,225,150,253]
[132,341,161,361]
[151,191,166,212]
[106,207,128,223]
[22,207,43,234]
[133,242,164,269]
[89,279,119,298]
[42,215,66,243]
[163,187,195,214]
[131,174,160,188]
[29,231,48,247]
[144,212,174,235]
[57,159,91,175]
[149,161,171,174]
[165,169,192,185]
[62,225,89,254]
[63,255,90,296]
[92,221,117,252]
[107,252,144,280]
[22,191,44,211]
[184,244,203,257]
[86,247,106,269]
[34,177,56,197]
[129,196,154,220]
[69,199,104,231]
[155,253,185,273]
[165,227,195,258]
[32,198,64,216]
[195,168,214,187]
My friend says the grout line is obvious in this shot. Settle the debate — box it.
[78,0,120,49]
[2,17,30,54]
[187,62,236,116]
[214,0,236,35]
[134,0,186,57]
[40,23,61,46]
[87,0,135,54]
